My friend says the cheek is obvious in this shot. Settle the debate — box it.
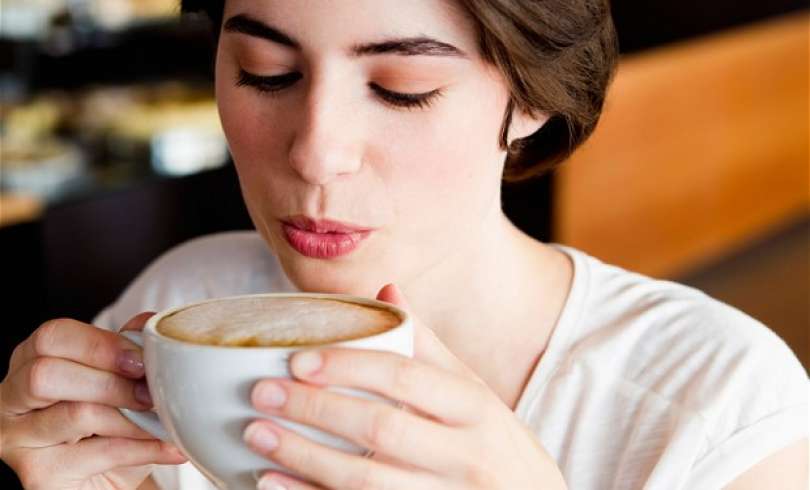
[383,85,506,228]
[215,65,293,236]
[215,57,285,178]
[216,92,267,168]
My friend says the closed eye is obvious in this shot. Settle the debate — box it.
[235,69,444,110]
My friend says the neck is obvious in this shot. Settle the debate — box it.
[399,205,572,407]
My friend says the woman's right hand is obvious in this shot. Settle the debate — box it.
[0,313,187,489]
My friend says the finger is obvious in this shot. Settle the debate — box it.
[11,316,151,381]
[53,435,186,477]
[243,419,444,490]
[289,347,491,426]
[256,470,325,490]
[9,401,157,448]
[3,357,153,415]
[250,378,467,474]
[376,283,482,382]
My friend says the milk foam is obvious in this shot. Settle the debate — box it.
[156,296,401,346]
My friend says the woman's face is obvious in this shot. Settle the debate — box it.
[215,0,518,295]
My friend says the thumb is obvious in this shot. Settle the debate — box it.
[375,283,409,309]
[375,284,480,381]
[119,311,157,333]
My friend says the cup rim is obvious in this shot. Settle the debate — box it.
[142,292,411,351]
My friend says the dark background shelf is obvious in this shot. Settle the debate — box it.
[4,1,808,95]
[1,16,215,93]
[611,0,807,53]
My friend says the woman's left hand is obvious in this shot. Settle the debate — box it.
[244,284,568,490]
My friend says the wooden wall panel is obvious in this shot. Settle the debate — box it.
[555,12,809,278]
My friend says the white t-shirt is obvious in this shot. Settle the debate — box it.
[92,231,809,490]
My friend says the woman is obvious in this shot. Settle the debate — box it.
[2,1,807,489]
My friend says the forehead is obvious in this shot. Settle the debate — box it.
[222,0,479,60]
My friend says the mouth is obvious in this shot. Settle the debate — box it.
[282,215,373,234]
[280,218,373,259]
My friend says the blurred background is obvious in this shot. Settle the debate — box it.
[0,1,807,484]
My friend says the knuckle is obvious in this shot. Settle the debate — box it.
[301,390,328,425]
[82,331,107,367]
[96,436,140,457]
[9,342,27,371]
[99,371,122,398]
[140,439,164,456]
[463,372,495,410]
[347,464,382,490]
[151,439,170,456]
[32,319,65,356]
[62,402,96,444]
[390,359,418,395]
[65,401,98,427]
[463,463,497,488]
[366,407,403,450]
[28,357,56,400]
[282,440,315,473]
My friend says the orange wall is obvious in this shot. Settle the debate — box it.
[555,12,809,278]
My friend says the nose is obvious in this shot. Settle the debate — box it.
[287,83,363,186]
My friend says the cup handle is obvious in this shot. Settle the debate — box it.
[118,330,171,442]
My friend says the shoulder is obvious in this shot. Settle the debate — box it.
[572,249,808,418]
[92,231,293,330]
[561,246,808,447]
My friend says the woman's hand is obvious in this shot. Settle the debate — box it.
[244,284,567,490]
[0,313,187,490]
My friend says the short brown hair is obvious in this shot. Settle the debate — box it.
[181,0,619,182]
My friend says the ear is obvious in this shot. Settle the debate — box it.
[507,107,550,147]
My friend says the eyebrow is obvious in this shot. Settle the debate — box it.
[222,14,468,59]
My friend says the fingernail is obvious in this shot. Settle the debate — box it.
[291,350,322,377]
[244,423,279,452]
[134,381,153,406]
[255,382,286,408]
[117,350,144,377]
[258,475,287,490]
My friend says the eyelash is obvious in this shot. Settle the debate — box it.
[235,69,443,111]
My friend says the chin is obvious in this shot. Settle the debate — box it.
[277,255,381,298]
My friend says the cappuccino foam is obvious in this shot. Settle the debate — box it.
[156,296,401,347]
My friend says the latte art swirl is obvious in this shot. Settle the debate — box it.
[156,296,401,347]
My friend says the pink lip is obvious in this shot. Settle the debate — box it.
[281,219,372,259]
[284,215,373,234]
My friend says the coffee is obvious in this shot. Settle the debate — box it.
[156,296,401,347]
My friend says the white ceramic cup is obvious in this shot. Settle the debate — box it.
[118,292,413,490]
